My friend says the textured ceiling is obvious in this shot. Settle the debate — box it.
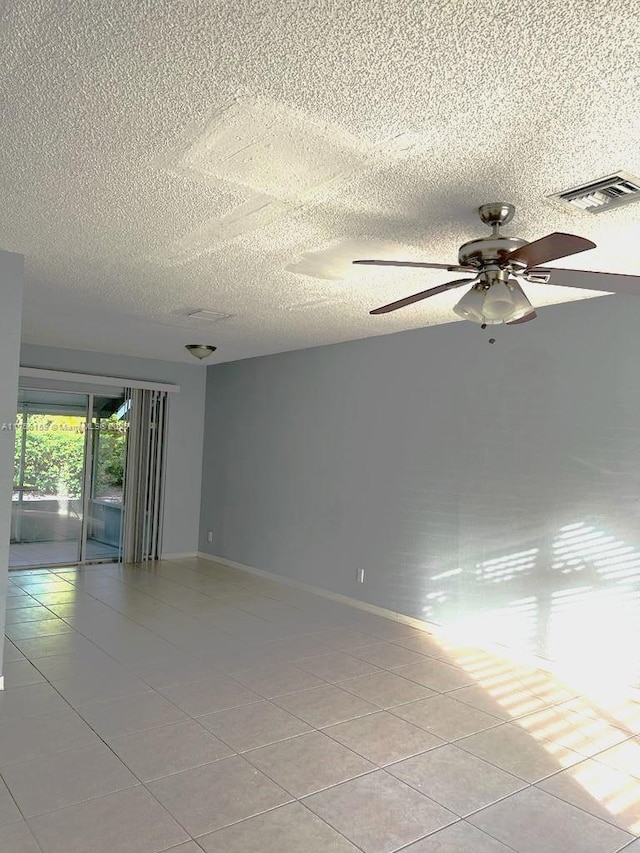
[1,0,640,363]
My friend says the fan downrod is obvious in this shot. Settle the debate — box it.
[458,202,525,267]
[478,202,515,231]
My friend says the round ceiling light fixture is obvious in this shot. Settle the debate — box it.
[185,344,217,360]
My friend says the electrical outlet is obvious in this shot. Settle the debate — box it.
[357,569,365,583]
[207,531,213,543]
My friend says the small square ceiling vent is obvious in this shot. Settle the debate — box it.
[187,310,233,322]
[550,171,640,213]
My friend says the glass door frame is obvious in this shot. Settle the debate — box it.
[10,385,126,570]
[78,392,94,565]
[12,412,29,545]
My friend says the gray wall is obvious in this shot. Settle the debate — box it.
[0,251,24,681]
[20,345,206,556]
[200,294,640,658]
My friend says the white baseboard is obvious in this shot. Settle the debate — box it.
[195,551,554,675]
[197,550,438,630]
[195,551,640,698]
[161,552,199,560]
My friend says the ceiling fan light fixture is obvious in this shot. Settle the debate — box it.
[507,281,535,321]
[360,201,640,328]
[482,281,516,320]
[453,285,486,323]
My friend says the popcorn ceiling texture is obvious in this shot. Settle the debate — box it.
[0,0,639,362]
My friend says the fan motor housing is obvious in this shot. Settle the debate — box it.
[458,235,528,269]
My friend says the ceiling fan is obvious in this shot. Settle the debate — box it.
[353,202,640,325]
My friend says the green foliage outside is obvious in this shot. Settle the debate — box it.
[13,414,126,498]
[94,425,126,500]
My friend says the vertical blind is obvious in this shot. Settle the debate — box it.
[121,388,168,563]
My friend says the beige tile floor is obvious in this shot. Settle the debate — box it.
[9,540,119,569]
[1,558,640,852]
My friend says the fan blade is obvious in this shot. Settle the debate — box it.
[370,278,475,315]
[525,267,640,295]
[504,233,596,269]
[507,311,537,325]
[354,259,476,273]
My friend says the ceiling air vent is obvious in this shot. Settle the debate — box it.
[551,171,640,213]
[187,310,233,322]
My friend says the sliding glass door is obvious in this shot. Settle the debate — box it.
[85,395,128,562]
[10,388,127,569]
[11,391,89,567]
